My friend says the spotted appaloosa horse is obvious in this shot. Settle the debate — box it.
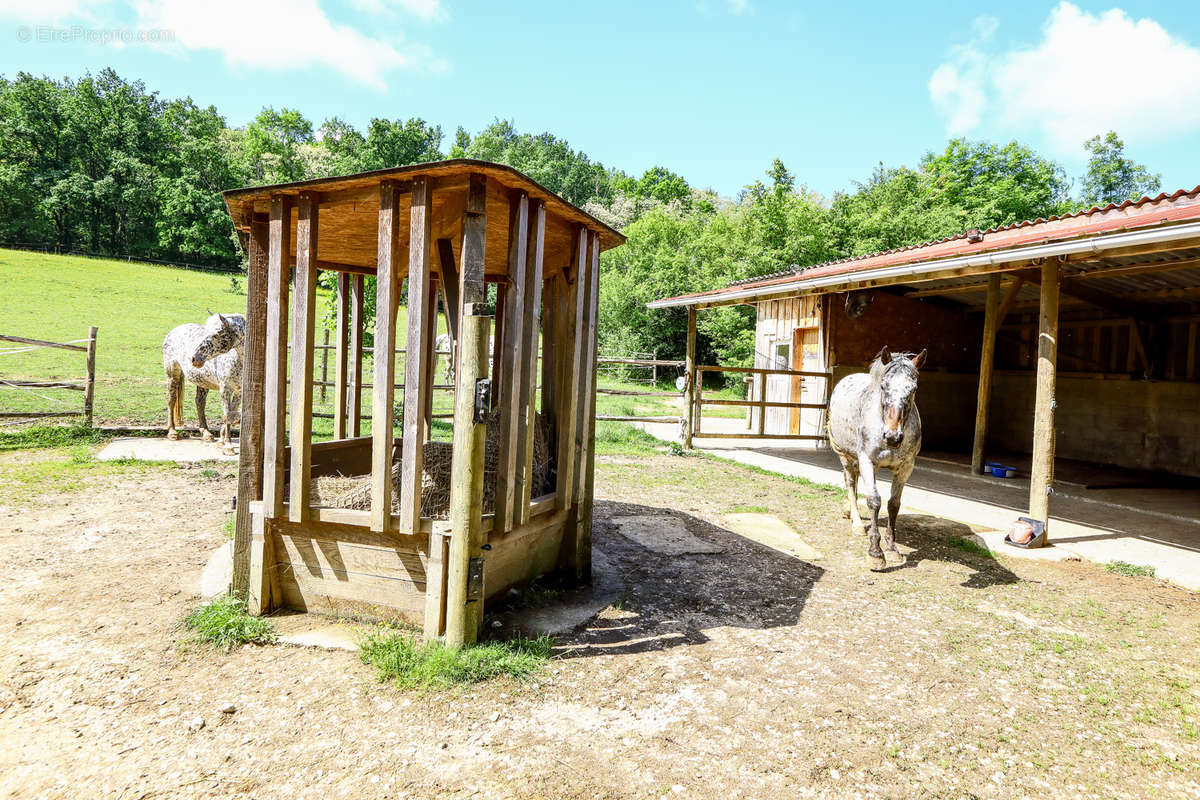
[826,347,926,571]
[162,313,245,452]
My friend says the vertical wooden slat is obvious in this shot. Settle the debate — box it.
[971,274,1001,474]
[540,275,558,434]
[444,173,488,649]
[555,227,588,511]
[684,306,696,448]
[348,275,364,437]
[573,234,599,505]
[83,326,97,427]
[422,276,439,440]
[288,193,319,523]
[491,283,507,406]
[572,234,602,581]
[400,176,434,534]
[333,272,350,440]
[233,216,269,595]
[517,202,546,522]
[437,239,461,344]
[371,181,401,533]
[261,196,292,519]
[496,192,530,532]
[1029,258,1060,532]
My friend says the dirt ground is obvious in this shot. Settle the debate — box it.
[1,451,1199,799]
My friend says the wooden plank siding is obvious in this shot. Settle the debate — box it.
[399,176,434,534]
[371,180,402,533]
[288,192,320,523]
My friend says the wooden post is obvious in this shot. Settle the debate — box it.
[422,276,438,440]
[261,195,292,519]
[496,192,530,532]
[555,227,589,511]
[333,273,350,440]
[684,306,696,448]
[571,234,602,582]
[233,216,269,595]
[83,326,97,427]
[288,192,319,523]
[444,173,488,649]
[371,181,401,533]
[318,328,329,404]
[491,284,507,405]
[971,274,1001,474]
[1028,259,1061,532]
[349,275,364,437]
[517,202,546,523]
[437,239,460,344]
[540,276,558,441]
[399,176,434,534]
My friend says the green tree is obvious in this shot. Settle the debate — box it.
[240,107,314,183]
[1080,131,1161,206]
[357,117,443,170]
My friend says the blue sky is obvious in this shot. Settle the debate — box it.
[2,0,1198,200]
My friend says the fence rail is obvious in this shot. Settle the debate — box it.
[0,328,98,425]
[692,364,831,441]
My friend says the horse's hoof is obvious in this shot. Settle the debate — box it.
[201,430,214,442]
[885,549,906,566]
[842,508,851,519]
[167,431,179,441]
[867,554,888,572]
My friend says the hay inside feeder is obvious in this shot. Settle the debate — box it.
[310,412,554,520]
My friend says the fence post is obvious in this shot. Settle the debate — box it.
[319,328,330,404]
[84,326,98,427]
[684,307,696,448]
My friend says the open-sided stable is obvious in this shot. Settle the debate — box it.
[222,160,624,646]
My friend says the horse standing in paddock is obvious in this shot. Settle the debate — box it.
[827,347,926,571]
[162,313,245,452]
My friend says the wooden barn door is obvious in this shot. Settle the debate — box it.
[790,326,821,436]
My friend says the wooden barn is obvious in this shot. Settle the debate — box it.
[650,188,1200,534]
[222,160,624,646]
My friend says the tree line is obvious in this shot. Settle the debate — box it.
[0,68,1163,365]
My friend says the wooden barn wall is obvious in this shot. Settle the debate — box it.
[829,290,981,372]
[752,296,823,434]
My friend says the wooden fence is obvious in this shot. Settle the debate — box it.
[691,363,831,440]
[0,328,98,426]
[594,357,685,424]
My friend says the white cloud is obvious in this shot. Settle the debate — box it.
[132,0,443,90]
[349,0,445,23]
[929,3,1200,151]
[0,0,98,22]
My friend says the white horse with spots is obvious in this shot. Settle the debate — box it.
[162,312,245,452]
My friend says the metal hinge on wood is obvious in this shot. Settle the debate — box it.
[474,378,491,423]
[466,557,484,602]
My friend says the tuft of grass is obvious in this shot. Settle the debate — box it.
[948,535,995,560]
[359,630,553,690]
[222,514,236,540]
[0,424,108,452]
[183,595,277,651]
[593,421,664,456]
[1105,560,1156,578]
[199,467,220,479]
[730,504,770,514]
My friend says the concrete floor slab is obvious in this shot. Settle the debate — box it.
[198,541,232,598]
[722,512,823,561]
[509,547,622,636]
[97,437,238,462]
[613,514,725,555]
[277,622,363,652]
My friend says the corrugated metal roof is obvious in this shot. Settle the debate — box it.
[666,186,1200,305]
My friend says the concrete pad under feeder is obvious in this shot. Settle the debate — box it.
[613,514,725,556]
[722,512,823,561]
[97,436,238,463]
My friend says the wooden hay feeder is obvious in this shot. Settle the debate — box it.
[223,160,625,646]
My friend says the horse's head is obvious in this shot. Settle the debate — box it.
[869,346,926,448]
[191,312,241,368]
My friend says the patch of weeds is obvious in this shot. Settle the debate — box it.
[199,468,220,479]
[183,595,277,651]
[1105,560,1156,578]
[359,629,553,690]
[593,421,663,456]
[729,504,770,514]
[0,424,108,452]
[947,535,994,560]
[667,440,685,457]
[222,515,235,540]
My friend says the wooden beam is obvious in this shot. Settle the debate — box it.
[556,227,588,512]
[1028,259,1060,531]
[491,283,507,406]
[233,216,269,595]
[348,275,364,437]
[684,306,697,449]
[573,233,602,582]
[261,195,292,519]
[460,174,487,307]
[971,274,1001,474]
[540,274,558,443]
[496,192,530,532]
[399,176,434,534]
[996,276,1027,322]
[422,276,438,440]
[517,202,547,525]
[333,273,350,440]
[572,231,597,509]
[288,192,320,523]
[437,238,461,344]
[371,181,401,533]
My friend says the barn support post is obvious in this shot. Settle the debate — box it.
[261,195,292,520]
[443,173,488,649]
[332,273,350,440]
[370,181,402,533]
[571,234,602,583]
[684,306,696,448]
[496,191,530,532]
[288,192,320,523]
[233,216,269,595]
[400,176,434,534]
[971,274,1001,474]
[1028,258,1061,532]
[517,202,546,523]
[348,275,364,437]
[555,228,589,514]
